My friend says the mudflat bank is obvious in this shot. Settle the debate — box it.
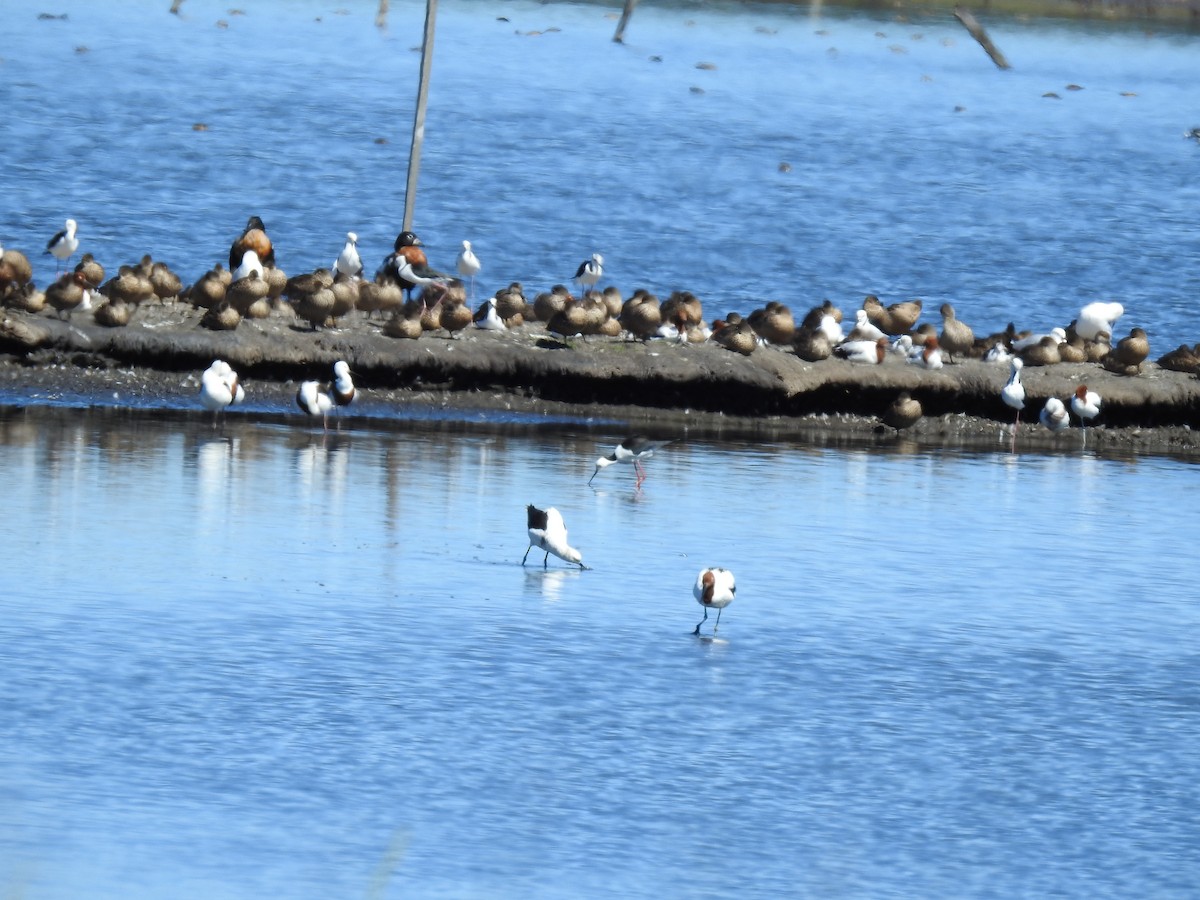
[2,301,1199,456]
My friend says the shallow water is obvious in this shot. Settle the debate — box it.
[1,408,1199,898]
[3,0,1200,346]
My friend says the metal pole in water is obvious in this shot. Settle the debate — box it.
[613,0,639,43]
[403,0,438,232]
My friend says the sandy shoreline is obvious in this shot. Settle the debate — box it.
[2,300,1199,457]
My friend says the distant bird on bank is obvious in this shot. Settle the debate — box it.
[473,296,506,331]
[296,379,334,430]
[909,334,944,369]
[693,567,736,635]
[45,218,79,271]
[1071,384,1102,446]
[589,435,671,488]
[881,391,922,432]
[456,240,481,300]
[229,215,274,270]
[199,359,245,423]
[572,253,603,296]
[1001,357,1025,452]
[1039,397,1070,433]
[834,336,887,365]
[331,360,355,410]
[334,232,363,279]
[383,231,445,300]
[522,504,585,569]
[938,303,975,362]
[1075,301,1123,342]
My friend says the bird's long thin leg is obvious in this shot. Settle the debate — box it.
[1011,411,1020,454]
[714,608,723,632]
[543,551,549,568]
[521,545,531,566]
[693,608,708,635]
[1081,424,1087,449]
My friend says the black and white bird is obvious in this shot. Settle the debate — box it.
[45,218,79,271]
[572,253,603,296]
[522,505,585,569]
[386,253,443,301]
[1039,397,1070,433]
[296,379,334,430]
[198,359,245,423]
[693,567,736,635]
[331,360,355,410]
[1071,384,1102,446]
[1001,357,1025,451]
[588,435,671,488]
[334,232,363,279]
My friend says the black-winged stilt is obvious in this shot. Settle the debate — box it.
[589,435,671,488]
[45,218,79,272]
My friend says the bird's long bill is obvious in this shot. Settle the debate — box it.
[587,467,598,485]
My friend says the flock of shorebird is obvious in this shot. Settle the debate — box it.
[2,215,1185,451]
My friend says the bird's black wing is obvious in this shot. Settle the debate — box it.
[526,505,548,530]
[45,229,66,253]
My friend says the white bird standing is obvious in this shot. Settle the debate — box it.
[296,379,334,430]
[456,240,481,301]
[572,253,603,296]
[331,359,355,411]
[1071,384,1102,447]
[1039,397,1070,433]
[589,435,671,489]
[693,567,736,635]
[1001,357,1025,452]
[522,505,585,569]
[45,218,79,272]
[199,359,245,423]
[334,232,363,279]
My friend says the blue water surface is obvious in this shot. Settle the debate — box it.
[0,409,1198,898]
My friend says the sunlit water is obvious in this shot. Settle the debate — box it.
[4,2,1200,897]
[3,0,1200,344]
[1,409,1198,898]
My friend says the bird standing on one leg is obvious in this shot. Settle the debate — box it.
[1001,358,1025,453]
[456,240,481,302]
[296,379,334,431]
[522,505,585,569]
[1071,384,1102,447]
[199,359,245,426]
[330,360,355,426]
[693,567,736,635]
